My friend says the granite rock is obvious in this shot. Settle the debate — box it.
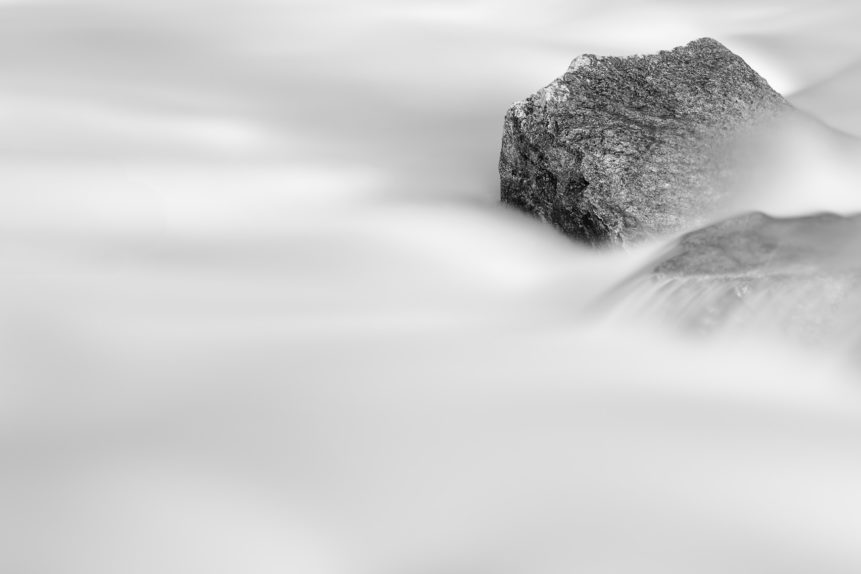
[607,211,861,342]
[500,38,791,245]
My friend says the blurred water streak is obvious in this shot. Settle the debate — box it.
[5,1,861,573]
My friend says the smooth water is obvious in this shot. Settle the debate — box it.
[5,1,861,572]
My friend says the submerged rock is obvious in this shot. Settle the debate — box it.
[607,211,861,342]
[500,38,790,245]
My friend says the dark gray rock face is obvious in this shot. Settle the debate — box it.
[608,212,861,342]
[500,38,791,245]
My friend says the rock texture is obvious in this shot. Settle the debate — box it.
[607,211,861,342]
[500,38,791,245]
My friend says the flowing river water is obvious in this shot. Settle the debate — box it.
[4,1,861,572]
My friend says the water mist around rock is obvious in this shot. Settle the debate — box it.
[6,3,861,574]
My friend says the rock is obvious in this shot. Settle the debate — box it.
[499,38,791,245]
[605,211,861,342]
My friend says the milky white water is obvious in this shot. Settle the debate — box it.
[4,1,861,572]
